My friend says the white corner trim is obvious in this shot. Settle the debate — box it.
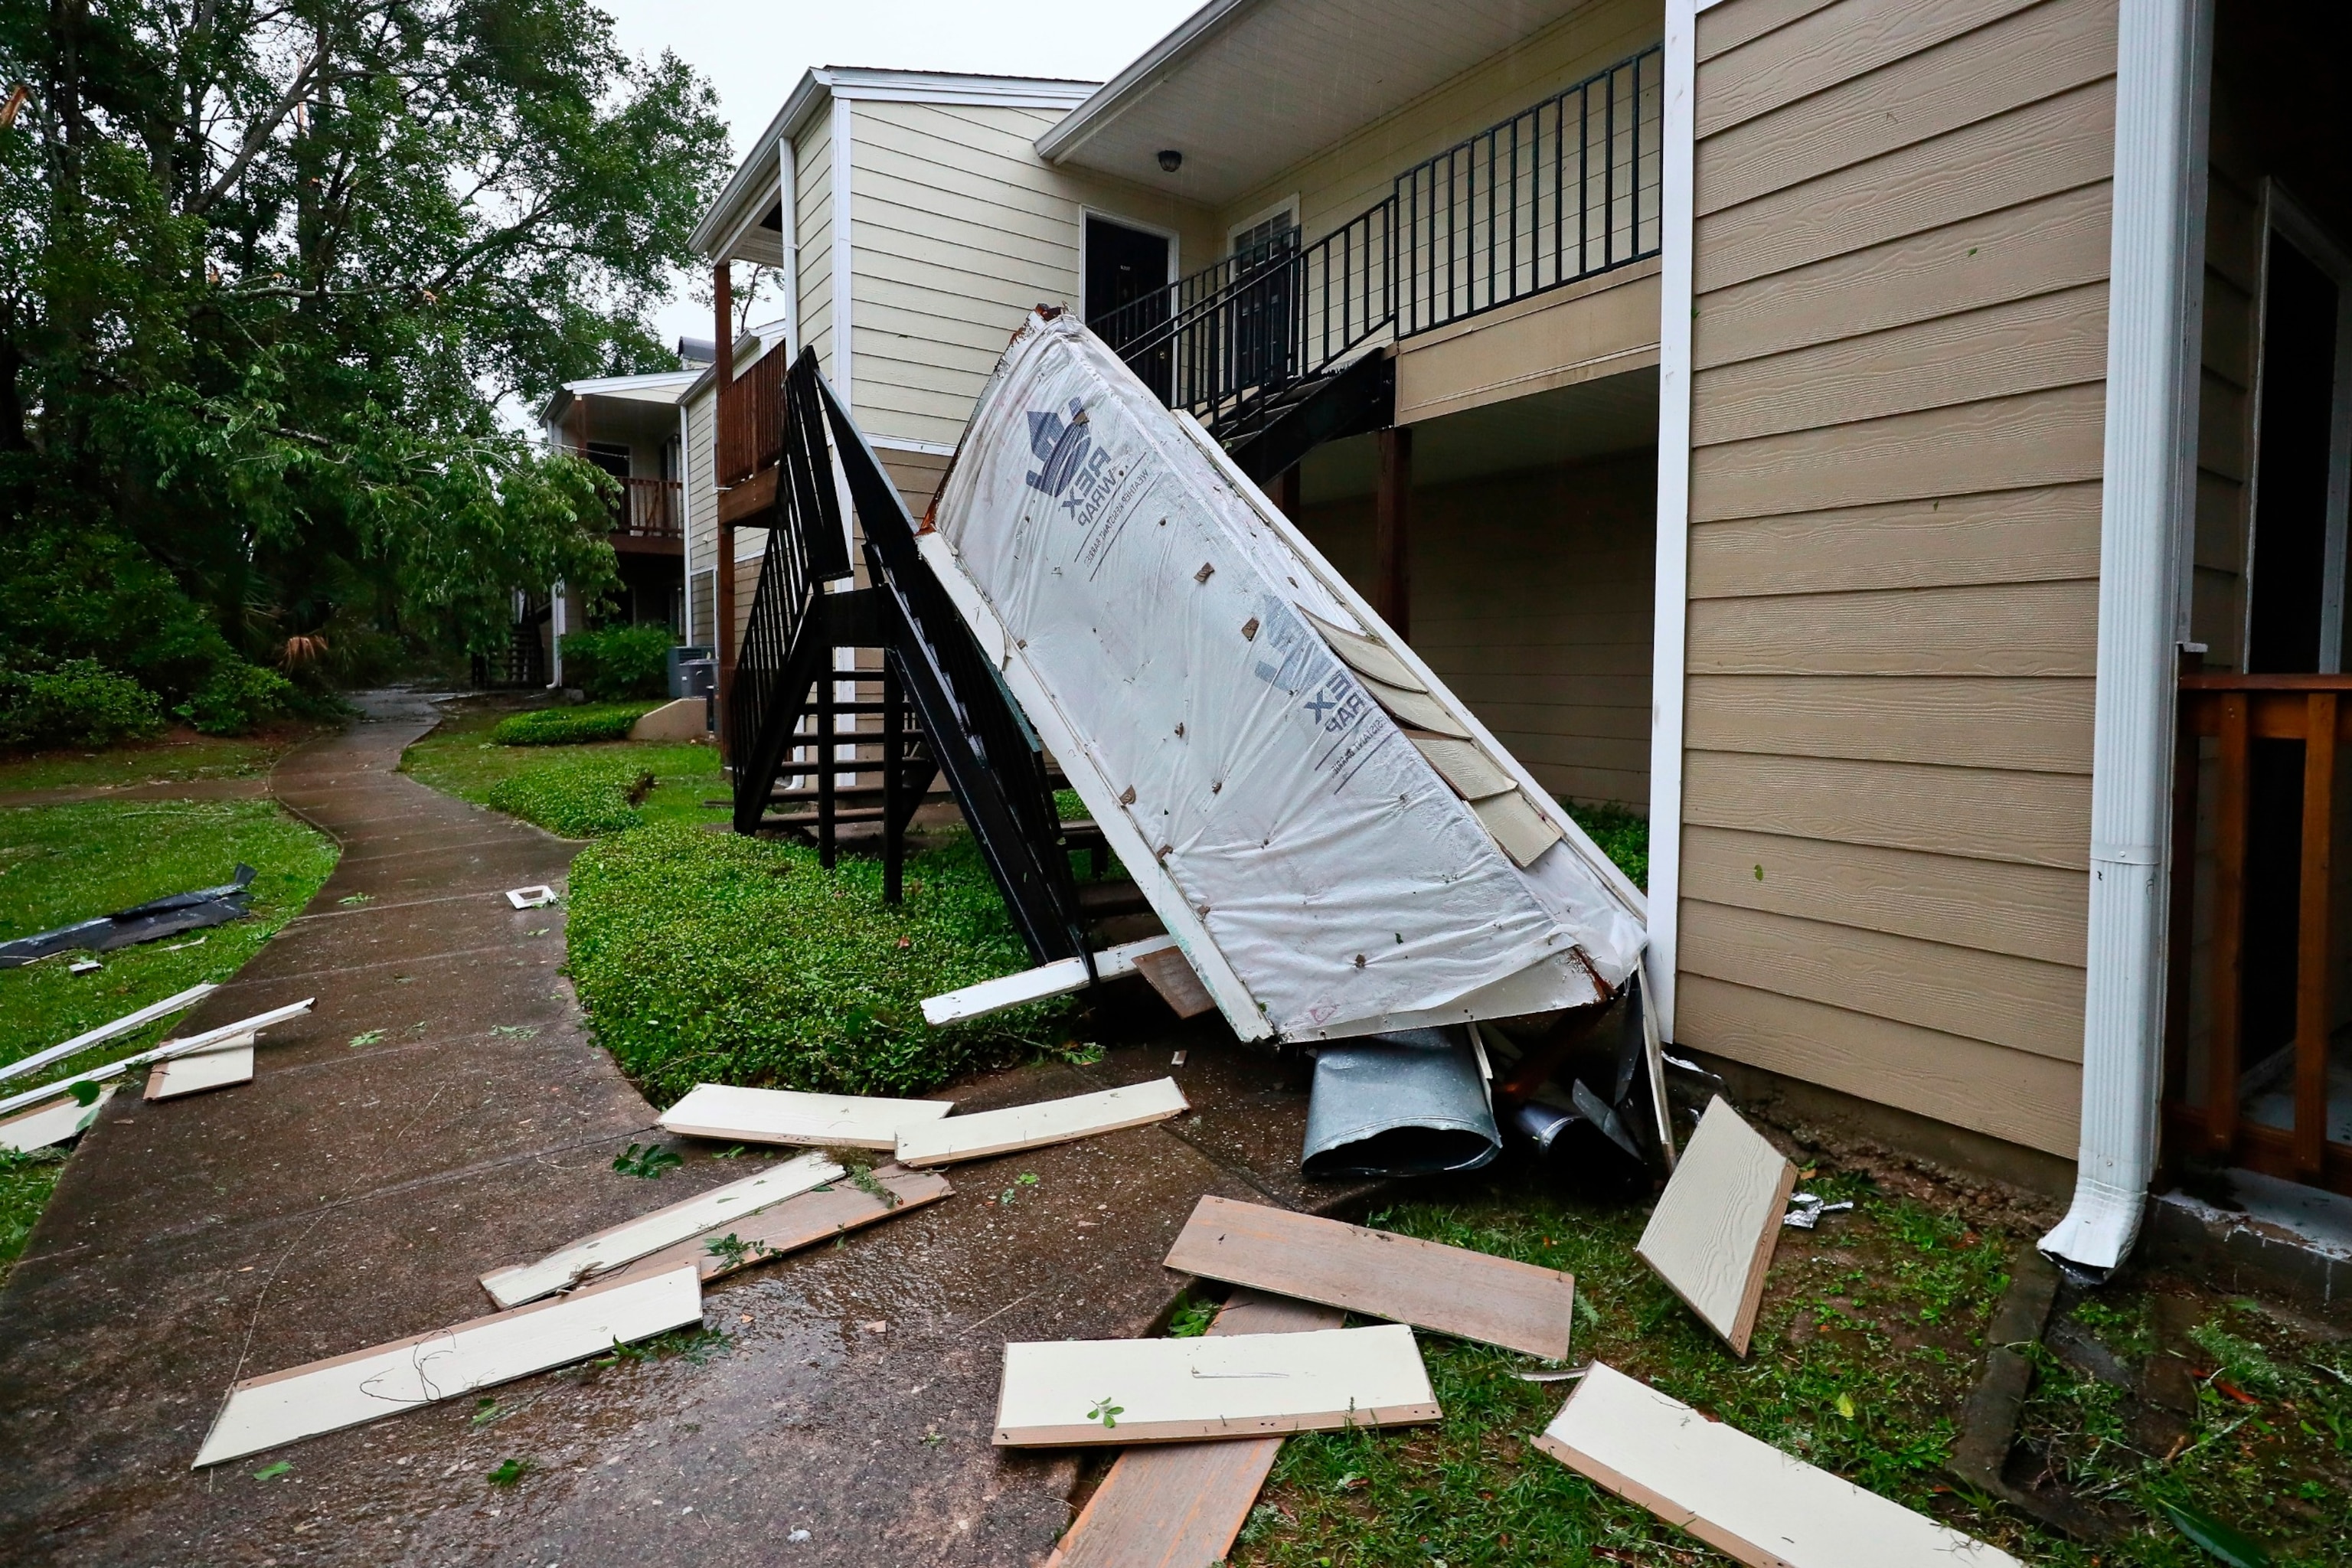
[778,133,800,359]
[2043,0,2210,1279]
[831,95,854,411]
[1645,0,1700,1044]
[870,434,959,457]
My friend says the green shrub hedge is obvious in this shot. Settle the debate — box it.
[567,824,1066,1102]
[490,702,656,746]
[0,660,166,749]
[484,754,654,837]
[559,624,675,702]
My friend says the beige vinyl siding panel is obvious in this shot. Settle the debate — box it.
[1298,448,1655,808]
[684,383,717,642]
[1214,0,1665,248]
[1686,482,2102,597]
[1677,0,2115,1158]
[1678,977,2081,1155]
[795,116,835,381]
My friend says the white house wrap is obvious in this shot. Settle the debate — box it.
[923,312,1645,1042]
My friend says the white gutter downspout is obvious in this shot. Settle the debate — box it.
[779,132,800,357]
[1646,0,1706,1041]
[2042,0,2211,1278]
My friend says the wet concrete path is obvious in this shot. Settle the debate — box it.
[0,691,1348,1566]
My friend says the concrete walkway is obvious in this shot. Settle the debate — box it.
[0,691,1348,1566]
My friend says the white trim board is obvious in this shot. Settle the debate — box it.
[479,1150,842,1308]
[1646,0,1699,1043]
[145,1035,254,1100]
[658,1084,953,1151]
[192,1266,703,1468]
[1633,1096,1795,1355]
[0,998,313,1119]
[0,983,215,1086]
[1537,1363,2022,1567]
[0,1083,116,1153]
[894,1077,1188,1168]
[831,93,854,411]
[920,936,1180,1026]
[992,1323,1438,1446]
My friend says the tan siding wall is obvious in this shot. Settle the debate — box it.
[1297,449,1655,808]
[1217,0,1665,247]
[848,100,1219,448]
[1681,0,2118,1158]
[795,115,835,385]
[683,381,717,645]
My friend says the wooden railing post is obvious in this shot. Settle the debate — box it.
[2296,692,2337,1178]
[2207,692,2249,1152]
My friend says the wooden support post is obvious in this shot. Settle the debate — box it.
[2161,657,2202,1143]
[817,665,838,870]
[2295,693,2336,1178]
[714,260,736,764]
[1272,464,1301,520]
[883,654,905,905]
[1374,426,1411,639]
[2207,693,2249,1153]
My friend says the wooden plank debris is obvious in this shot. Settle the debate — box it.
[1471,789,1566,867]
[658,1083,954,1150]
[144,1034,255,1100]
[895,1077,1189,1168]
[615,1165,952,1284]
[1305,611,1426,690]
[994,1322,1436,1447]
[192,1264,703,1468]
[1162,1194,1576,1360]
[0,1083,117,1153]
[506,885,558,909]
[480,1150,842,1308]
[1634,1096,1796,1355]
[1046,1290,1344,1568]
[1356,675,1472,738]
[1132,946,1217,1019]
[1410,737,1517,800]
[0,998,315,1119]
[1536,1362,2022,1567]
[0,982,217,1086]
[920,935,1178,1025]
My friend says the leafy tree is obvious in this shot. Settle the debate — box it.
[0,0,729,717]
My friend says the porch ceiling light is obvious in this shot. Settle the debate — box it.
[1156,149,1183,173]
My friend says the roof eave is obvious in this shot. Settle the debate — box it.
[1034,0,1261,164]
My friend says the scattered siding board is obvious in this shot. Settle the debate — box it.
[1693,282,2109,446]
[1047,1290,1347,1568]
[1685,580,2101,677]
[1681,898,2086,1060]
[1162,1194,1577,1360]
[613,1166,952,1285]
[896,1078,1187,1168]
[1634,1098,1795,1354]
[1694,184,2112,370]
[1696,0,2050,139]
[1537,1363,2024,1567]
[1685,483,2102,597]
[1681,751,2091,871]
[1689,382,2108,523]
[1677,975,2081,1155]
[658,1084,954,1150]
[1697,0,2115,214]
[192,1266,704,1468]
[1680,825,2090,964]
[992,1324,1438,1446]
[1694,78,2116,294]
[1682,675,2095,772]
[145,1039,254,1099]
[0,1083,115,1153]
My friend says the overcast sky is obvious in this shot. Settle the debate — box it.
[599,0,1204,347]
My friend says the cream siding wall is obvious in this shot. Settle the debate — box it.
[795,113,835,384]
[1297,448,1655,808]
[1214,0,1665,248]
[1677,0,2119,1159]
[848,99,1220,449]
[684,380,718,645]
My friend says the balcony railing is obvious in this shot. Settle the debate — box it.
[613,477,683,540]
[2167,669,2352,1194]
[1093,42,1662,438]
[717,343,788,487]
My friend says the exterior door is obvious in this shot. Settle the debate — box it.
[1084,216,1171,402]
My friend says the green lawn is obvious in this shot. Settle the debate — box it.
[399,701,727,837]
[0,795,338,1270]
[0,727,315,794]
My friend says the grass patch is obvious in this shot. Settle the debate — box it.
[1563,800,1647,890]
[1229,1172,2352,1567]
[566,822,1071,1102]
[0,796,337,1272]
[0,727,315,795]
[401,700,724,838]
[490,703,661,746]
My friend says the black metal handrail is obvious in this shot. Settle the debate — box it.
[1098,42,1662,436]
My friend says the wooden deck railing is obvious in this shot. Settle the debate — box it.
[613,477,682,539]
[717,344,787,487]
[2169,670,2352,1192]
